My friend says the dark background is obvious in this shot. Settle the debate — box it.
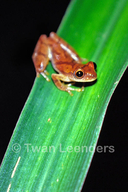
[0,1,127,191]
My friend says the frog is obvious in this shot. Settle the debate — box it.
[32,32,97,96]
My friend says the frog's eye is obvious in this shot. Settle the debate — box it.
[75,70,84,78]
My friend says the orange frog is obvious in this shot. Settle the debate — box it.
[32,32,97,96]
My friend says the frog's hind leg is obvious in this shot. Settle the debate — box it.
[49,32,82,63]
[32,35,50,81]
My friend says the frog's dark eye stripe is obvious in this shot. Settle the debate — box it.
[93,62,97,70]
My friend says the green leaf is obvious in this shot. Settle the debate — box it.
[0,0,128,191]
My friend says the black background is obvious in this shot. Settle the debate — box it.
[0,1,127,191]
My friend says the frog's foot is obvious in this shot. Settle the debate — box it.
[81,58,88,63]
[67,84,84,96]
[44,70,49,76]
[41,71,50,82]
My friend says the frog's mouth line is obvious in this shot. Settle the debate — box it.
[84,76,97,82]
[64,79,97,88]
[72,76,97,82]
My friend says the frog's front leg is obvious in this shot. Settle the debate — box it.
[32,35,50,81]
[52,74,84,96]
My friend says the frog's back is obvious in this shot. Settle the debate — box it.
[48,32,81,73]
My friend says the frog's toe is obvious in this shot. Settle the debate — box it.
[67,90,73,96]
[44,70,49,75]
[36,72,40,77]
[81,58,88,63]
[41,72,50,81]
[75,87,84,92]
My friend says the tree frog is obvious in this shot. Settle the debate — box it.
[32,32,97,96]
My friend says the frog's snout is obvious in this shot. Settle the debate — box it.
[86,72,97,81]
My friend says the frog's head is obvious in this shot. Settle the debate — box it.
[73,61,97,82]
